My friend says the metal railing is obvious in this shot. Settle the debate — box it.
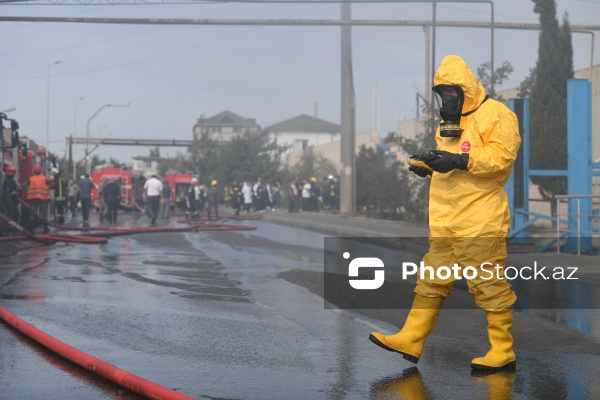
[555,194,600,255]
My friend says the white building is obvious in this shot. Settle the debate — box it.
[262,114,341,163]
[131,156,159,178]
[193,110,261,142]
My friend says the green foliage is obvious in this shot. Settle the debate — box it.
[386,101,438,155]
[161,151,189,175]
[518,67,536,99]
[528,0,574,200]
[383,100,438,221]
[288,152,337,182]
[476,60,514,103]
[210,133,286,186]
[149,146,160,158]
[355,145,414,220]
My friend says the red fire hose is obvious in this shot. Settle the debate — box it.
[0,306,196,400]
[0,211,55,244]
[6,200,257,244]
[0,211,107,244]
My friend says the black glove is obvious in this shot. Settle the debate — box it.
[424,150,469,173]
[408,164,432,177]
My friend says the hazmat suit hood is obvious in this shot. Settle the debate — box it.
[433,55,488,130]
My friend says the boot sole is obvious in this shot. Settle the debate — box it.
[471,360,516,372]
[369,334,420,364]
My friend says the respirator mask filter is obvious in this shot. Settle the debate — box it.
[433,85,464,137]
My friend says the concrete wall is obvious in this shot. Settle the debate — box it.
[268,131,341,155]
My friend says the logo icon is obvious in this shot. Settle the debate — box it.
[345,252,385,290]
[460,140,471,153]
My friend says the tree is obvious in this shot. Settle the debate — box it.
[518,67,536,99]
[216,131,289,185]
[476,60,514,103]
[288,152,337,182]
[528,0,573,203]
[149,146,160,158]
[355,145,412,220]
[384,99,438,221]
[188,129,219,180]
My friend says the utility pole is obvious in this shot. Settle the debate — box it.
[340,0,355,215]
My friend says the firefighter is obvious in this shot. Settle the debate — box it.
[186,178,199,218]
[370,55,521,372]
[328,176,339,211]
[22,165,51,233]
[206,179,219,220]
[50,168,67,225]
[2,165,20,226]
[230,180,242,216]
[97,177,108,223]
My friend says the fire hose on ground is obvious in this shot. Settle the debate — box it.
[0,203,260,398]
[0,305,196,400]
[0,210,107,244]
[17,198,256,235]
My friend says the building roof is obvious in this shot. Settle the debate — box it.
[263,114,341,134]
[196,110,259,127]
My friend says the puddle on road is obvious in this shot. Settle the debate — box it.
[125,233,251,303]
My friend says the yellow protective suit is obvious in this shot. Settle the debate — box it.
[416,55,521,311]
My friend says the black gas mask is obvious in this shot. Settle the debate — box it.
[433,84,464,137]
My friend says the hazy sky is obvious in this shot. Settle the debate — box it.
[2,0,599,165]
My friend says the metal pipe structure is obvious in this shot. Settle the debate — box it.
[85,103,129,175]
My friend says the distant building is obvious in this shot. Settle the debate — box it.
[131,156,160,178]
[286,129,381,172]
[262,114,341,161]
[193,110,261,142]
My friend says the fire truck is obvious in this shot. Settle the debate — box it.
[2,129,46,203]
[91,166,145,210]
[162,173,192,210]
[89,167,192,212]
[1,113,47,234]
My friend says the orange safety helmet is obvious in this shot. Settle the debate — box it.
[5,165,16,176]
[33,165,42,174]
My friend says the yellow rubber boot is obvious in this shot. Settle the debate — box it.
[471,310,517,371]
[369,295,443,363]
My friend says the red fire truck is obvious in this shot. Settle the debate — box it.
[91,166,144,210]
[162,173,192,210]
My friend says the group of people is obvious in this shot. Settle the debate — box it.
[179,177,216,220]
[185,175,339,217]
[0,165,100,232]
[286,175,339,213]
[222,178,281,216]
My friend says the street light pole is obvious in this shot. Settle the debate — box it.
[85,103,130,175]
[72,97,84,180]
[46,60,62,163]
[74,97,84,136]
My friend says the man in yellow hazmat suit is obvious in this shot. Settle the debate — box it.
[370,55,521,372]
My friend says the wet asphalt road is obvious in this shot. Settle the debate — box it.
[1,214,599,400]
